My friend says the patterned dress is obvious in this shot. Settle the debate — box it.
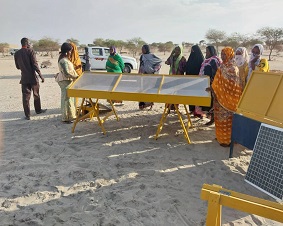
[212,47,242,145]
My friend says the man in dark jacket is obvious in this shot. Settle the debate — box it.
[14,38,47,120]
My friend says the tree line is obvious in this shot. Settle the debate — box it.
[1,27,283,60]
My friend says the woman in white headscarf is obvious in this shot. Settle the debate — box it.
[235,47,249,89]
[247,44,269,82]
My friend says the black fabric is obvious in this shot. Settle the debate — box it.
[203,59,218,84]
[206,45,217,57]
[142,45,150,54]
[186,45,204,75]
[14,48,42,84]
[21,82,42,117]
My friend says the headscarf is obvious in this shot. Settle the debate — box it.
[186,45,204,75]
[110,46,116,56]
[249,44,264,66]
[69,42,83,76]
[235,47,249,67]
[253,44,264,55]
[139,45,162,74]
[206,45,218,58]
[247,44,265,80]
[142,44,150,54]
[169,45,183,75]
[221,47,235,65]
[199,45,221,76]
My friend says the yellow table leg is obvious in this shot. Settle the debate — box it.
[105,100,119,122]
[72,98,86,133]
[175,104,191,144]
[155,103,170,140]
[206,192,222,226]
[155,104,192,143]
[72,98,121,135]
[88,99,107,135]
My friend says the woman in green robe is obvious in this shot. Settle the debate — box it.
[106,46,125,73]
[106,46,124,104]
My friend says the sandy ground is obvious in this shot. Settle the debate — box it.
[0,50,282,226]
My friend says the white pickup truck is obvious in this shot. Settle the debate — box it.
[80,46,138,73]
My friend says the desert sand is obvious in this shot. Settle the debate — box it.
[0,49,282,226]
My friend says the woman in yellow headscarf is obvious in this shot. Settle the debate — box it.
[69,42,83,76]
[211,47,242,147]
[247,44,269,82]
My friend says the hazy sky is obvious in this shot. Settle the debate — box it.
[1,0,282,46]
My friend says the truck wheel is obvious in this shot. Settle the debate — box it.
[124,64,131,73]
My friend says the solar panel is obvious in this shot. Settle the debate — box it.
[245,123,283,201]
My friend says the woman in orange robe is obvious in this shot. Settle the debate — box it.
[211,47,242,147]
[69,42,83,76]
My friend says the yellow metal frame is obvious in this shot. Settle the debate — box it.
[201,184,283,226]
[68,72,210,140]
[155,104,192,143]
[68,72,211,106]
[237,71,283,128]
[72,98,119,134]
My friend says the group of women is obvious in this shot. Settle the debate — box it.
[55,42,269,147]
[55,43,125,124]
[138,43,269,147]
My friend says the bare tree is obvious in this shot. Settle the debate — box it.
[158,41,174,55]
[93,38,105,46]
[104,39,117,47]
[222,32,244,49]
[126,37,146,57]
[205,29,226,52]
[150,42,159,51]
[115,40,126,53]
[240,36,263,49]
[33,37,60,58]
[66,38,80,46]
[257,27,283,61]
[125,42,136,57]
[182,42,194,52]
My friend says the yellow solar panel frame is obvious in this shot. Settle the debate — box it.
[236,71,283,128]
[67,72,211,106]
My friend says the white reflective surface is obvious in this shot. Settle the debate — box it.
[72,72,210,97]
